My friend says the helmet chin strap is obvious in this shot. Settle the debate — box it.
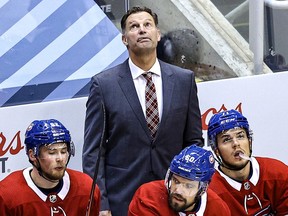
[183,199,198,213]
[34,158,60,184]
[214,155,246,171]
[183,188,203,212]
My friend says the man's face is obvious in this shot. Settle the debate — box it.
[168,174,199,212]
[37,142,69,181]
[216,128,251,170]
[122,11,161,55]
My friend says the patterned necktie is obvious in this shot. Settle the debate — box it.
[143,72,159,139]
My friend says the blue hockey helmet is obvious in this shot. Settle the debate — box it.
[207,109,251,150]
[169,145,215,182]
[24,119,75,157]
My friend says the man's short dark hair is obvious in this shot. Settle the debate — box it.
[121,6,158,33]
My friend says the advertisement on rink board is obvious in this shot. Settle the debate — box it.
[1,72,288,181]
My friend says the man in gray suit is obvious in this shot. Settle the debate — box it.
[82,6,203,216]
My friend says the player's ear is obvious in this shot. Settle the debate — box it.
[214,148,220,157]
[122,35,128,46]
[28,149,37,162]
[157,28,161,42]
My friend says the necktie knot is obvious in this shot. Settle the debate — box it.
[142,72,153,81]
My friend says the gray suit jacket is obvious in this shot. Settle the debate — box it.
[82,59,203,216]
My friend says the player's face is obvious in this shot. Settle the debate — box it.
[216,128,251,170]
[122,11,161,55]
[38,143,69,181]
[168,175,198,212]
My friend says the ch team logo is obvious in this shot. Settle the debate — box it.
[243,192,273,215]
[209,154,214,164]
[50,206,67,216]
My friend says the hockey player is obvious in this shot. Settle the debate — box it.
[0,119,100,215]
[208,109,288,215]
[128,145,231,215]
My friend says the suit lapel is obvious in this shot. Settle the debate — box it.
[157,61,175,137]
[118,61,151,139]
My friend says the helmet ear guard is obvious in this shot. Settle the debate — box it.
[69,141,75,157]
[164,169,173,191]
[197,181,209,196]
